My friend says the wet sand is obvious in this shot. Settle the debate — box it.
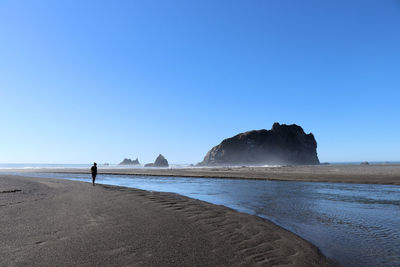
[0,175,333,266]
[13,164,400,185]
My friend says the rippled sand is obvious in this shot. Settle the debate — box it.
[0,175,333,266]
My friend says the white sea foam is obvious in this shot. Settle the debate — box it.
[0,163,283,170]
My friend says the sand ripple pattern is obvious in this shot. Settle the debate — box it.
[138,190,333,266]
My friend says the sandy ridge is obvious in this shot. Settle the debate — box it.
[12,164,400,185]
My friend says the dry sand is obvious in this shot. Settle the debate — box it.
[0,175,333,266]
[16,164,400,185]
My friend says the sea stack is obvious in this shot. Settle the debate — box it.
[145,154,169,167]
[199,123,319,166]
[119,158,140,165]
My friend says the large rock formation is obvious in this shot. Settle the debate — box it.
[145,154,169,167]
[199,123,319,166]
[119,158,140,165]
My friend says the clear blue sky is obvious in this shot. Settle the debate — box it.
[1,0,399,164]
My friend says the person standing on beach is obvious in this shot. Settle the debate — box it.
[91,162,97,186]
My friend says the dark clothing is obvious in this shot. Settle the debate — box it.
[91,165,97,186]
[91,166,97,176]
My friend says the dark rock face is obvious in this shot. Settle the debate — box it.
[154,154,169,167]
[145,154,169,167]
[119,158,140,165]
[199,123,319,166]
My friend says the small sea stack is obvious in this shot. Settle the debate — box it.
[145,154,169,167]
[119,158,140,165]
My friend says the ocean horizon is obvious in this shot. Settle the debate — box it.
[0,161,399,170]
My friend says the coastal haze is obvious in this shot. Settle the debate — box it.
[1,0,400,267]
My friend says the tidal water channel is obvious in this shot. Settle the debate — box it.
[12,172,400,266]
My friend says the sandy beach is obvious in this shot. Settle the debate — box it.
[14,164,400,185]
[0,174,333,266]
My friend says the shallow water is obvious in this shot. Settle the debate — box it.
[9,172,400,266]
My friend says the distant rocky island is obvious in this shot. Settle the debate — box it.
[145,154,169,167]
[198,123,319,166]
[119,158,140,165]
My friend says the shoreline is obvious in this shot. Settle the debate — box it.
[5,164,400,185]
[0,174,334,266]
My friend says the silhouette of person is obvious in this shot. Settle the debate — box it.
[91,162,97,186]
